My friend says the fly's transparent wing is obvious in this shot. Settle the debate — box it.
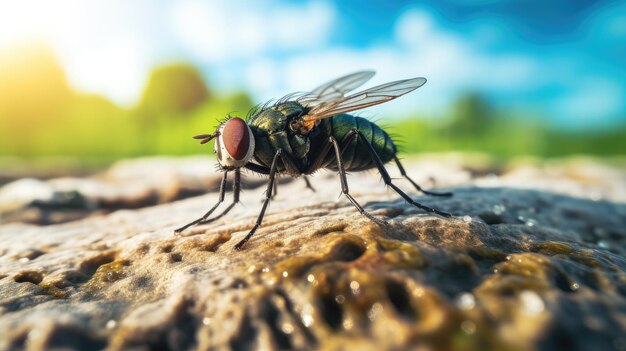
[302,71,376,106]
[302,77,427,123]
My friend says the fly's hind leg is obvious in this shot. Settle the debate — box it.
[329,136,387,226]
[271,176,278,200]
[393,156,452,197]
[234,149,282,250]
[352,130,453,218]
[175,170,229,233]
[197,168,241,225]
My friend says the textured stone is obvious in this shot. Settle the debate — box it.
[0,155,625,350]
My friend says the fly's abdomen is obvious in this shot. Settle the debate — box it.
[325,114,396,171]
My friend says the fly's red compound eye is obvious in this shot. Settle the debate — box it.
[222,118,250,160]
[215,117,255,167]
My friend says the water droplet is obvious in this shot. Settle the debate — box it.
[598,240,610,249]
[106,320,117,329]
[342,318,354,330]
[281,323,294,334]
[261,267,270,273]
[493,204,506,214]
[335,295,345,304]
[247,265,256,273]
[520,290,544,316]
[526,219,537,227]
[570,282,580,291]
[506,255,512,261]
[517,215,526,222]
[307,274,315,283]
[282,271,289,278]
[301,304,314,327]
[367,302,384,321]
[350,281,360,292]
[202,317,212,326]
[462,215,472,223]
[461,320,476,335]
[590,192,602,201]
[18,257,30,263]
[493,268,499,273]
[456,293,476,311]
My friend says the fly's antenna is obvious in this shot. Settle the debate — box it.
[192,131,219,144]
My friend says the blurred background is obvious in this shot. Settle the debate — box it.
[1,0,625,172]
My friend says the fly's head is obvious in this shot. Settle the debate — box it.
[193,117,255,169]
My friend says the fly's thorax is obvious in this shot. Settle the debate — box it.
[214,118,255,168]
[249,108,287,134]
[248,102,311,169]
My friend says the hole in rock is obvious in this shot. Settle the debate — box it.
[329,240,366,262]
[386,280,417,321]
[478,213,505,225]
[48,325,106,350]
[79,252,116,276]
[230,312,258,351]
[14,270,44,284]
[261,297,293,349]
[317,291,343,330]
[161,244,174,253]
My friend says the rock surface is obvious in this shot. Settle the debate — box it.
[0,155,625,351]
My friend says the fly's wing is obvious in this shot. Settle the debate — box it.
[302,71,376,106]
[301,77,426,124]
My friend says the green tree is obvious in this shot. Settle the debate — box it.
[137,63,209,118]
[447,92,493,137]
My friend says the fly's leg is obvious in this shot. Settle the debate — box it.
[352,130,453,218]
[245,162,271,175]
[271,176,278,199]
[197,168,241,225]
[303,176,316,192]
[234,149,282,250]
[329,136,387,226]
[175,170,229,233]
[393,156,452,197]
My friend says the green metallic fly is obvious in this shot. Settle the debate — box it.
[176,71,453,250]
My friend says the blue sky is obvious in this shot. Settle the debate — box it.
[0,0,624,129]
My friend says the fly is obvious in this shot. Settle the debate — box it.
[175,71,453,250]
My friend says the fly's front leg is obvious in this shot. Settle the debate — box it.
[197,168,241,225]
[393,156,452,197]
[352,130,453,218]
[234,149,282,250]
[329,136,387,226]
[303,176,316,193]
[175,170,229,233]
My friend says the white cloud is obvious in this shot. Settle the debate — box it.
[0,0,337,106]
[0,0,169,106]
[271,2,336,49]
[171,0,336,62]
[240,9,540,117]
